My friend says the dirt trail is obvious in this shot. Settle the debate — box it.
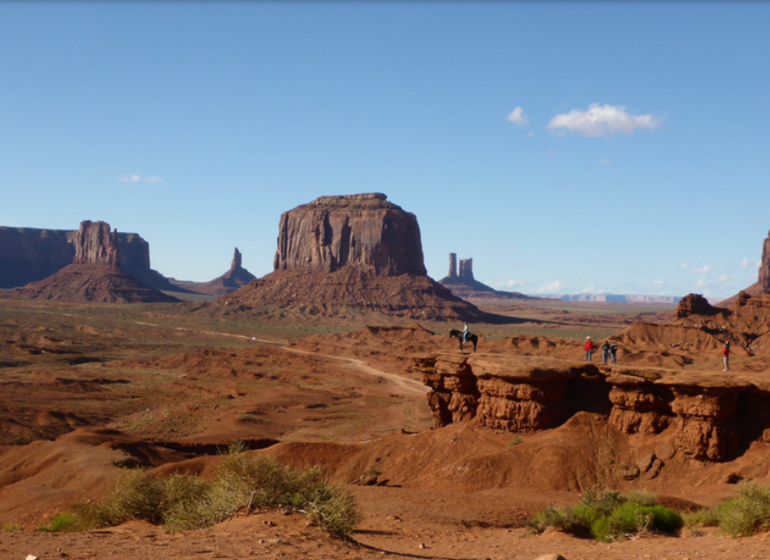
[282,346,429,397]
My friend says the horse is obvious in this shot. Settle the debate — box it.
[449,329,478,352]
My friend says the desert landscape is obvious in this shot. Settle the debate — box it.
[3,194,770,560]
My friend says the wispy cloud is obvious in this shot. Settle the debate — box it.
[598,159,611,166]
[547,103,662,138]
[693,265,712,275]
[741,258,760,268]
[538,280,564,293]
[118,174,164,184]
[506,106,530,127]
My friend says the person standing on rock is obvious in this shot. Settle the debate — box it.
[722,341,730,372]
[584,336,594,362]
[601,341,610,364]
[609,342,618,364]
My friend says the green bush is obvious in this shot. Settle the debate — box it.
[530,488,683,542]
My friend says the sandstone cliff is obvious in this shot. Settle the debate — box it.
[416,353,770,464]
[0,227,75,288]
[273,193,426,276]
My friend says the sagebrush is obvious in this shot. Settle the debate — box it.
[56,453,359,538]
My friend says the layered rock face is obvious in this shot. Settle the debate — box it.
[416,354,770,463]
[0,222,154,288]
[273,193,426,276]
[0,227,75,288]
[74,221,119,265]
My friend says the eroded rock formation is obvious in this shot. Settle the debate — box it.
[176,247,257,296]
[0,222,158,289]
[416,354,770,463]
[74,221,119,265]
[273,193,426,276]
[439,253,531,300]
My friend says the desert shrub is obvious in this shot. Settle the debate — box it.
[37,512,78,532]
[715,482,770,537]
[590,503,683,542]
[530,488,682,542]
[63,454,359,538]
[303,482,362,538]
[682,506,720,528]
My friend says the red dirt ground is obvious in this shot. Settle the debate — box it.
[2,299,770,560]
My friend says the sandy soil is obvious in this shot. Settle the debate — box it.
[2,299,770,560]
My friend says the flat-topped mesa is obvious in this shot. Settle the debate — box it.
[73,220,119,266]
[273,193,427,276]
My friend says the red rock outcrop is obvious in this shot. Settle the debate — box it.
[9,220,179,303]
[218,194,504,322]
[174,247,257,296]
[73,221,119,265]
[675,293,725,319]
[0,227,75,288]
[273,193,426,276]
[416,353,770,463]
[0,222,167,290]
[439,253,532,301]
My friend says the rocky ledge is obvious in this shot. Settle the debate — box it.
[415,353,770,463]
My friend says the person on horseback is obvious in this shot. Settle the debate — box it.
[463,322,469,344]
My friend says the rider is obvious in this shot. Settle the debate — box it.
[462,322,469,344]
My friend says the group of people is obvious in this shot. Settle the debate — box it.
[584,336,618,365]
[584,335,733,372]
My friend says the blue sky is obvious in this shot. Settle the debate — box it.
[2,1,769,300]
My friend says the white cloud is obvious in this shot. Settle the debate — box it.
[695,279,710,288]
[118,174,164,184]
[652,279,667,287]
[538,281,564,293]
[506,106,530,127]
[582,286,596,293]
[719,274,732,282]
[680,263,689,270]
[497,279,527,289]
[741,258,760,268]
[693,265,712,275]
[118,174,142,183]
[547,103,662,138]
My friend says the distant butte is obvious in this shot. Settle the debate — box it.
[217,193,510,323]
[10,220,179,303]
[439,252,534,301]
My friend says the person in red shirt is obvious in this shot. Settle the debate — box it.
[722,341,730,372]
[584,336,595,362]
